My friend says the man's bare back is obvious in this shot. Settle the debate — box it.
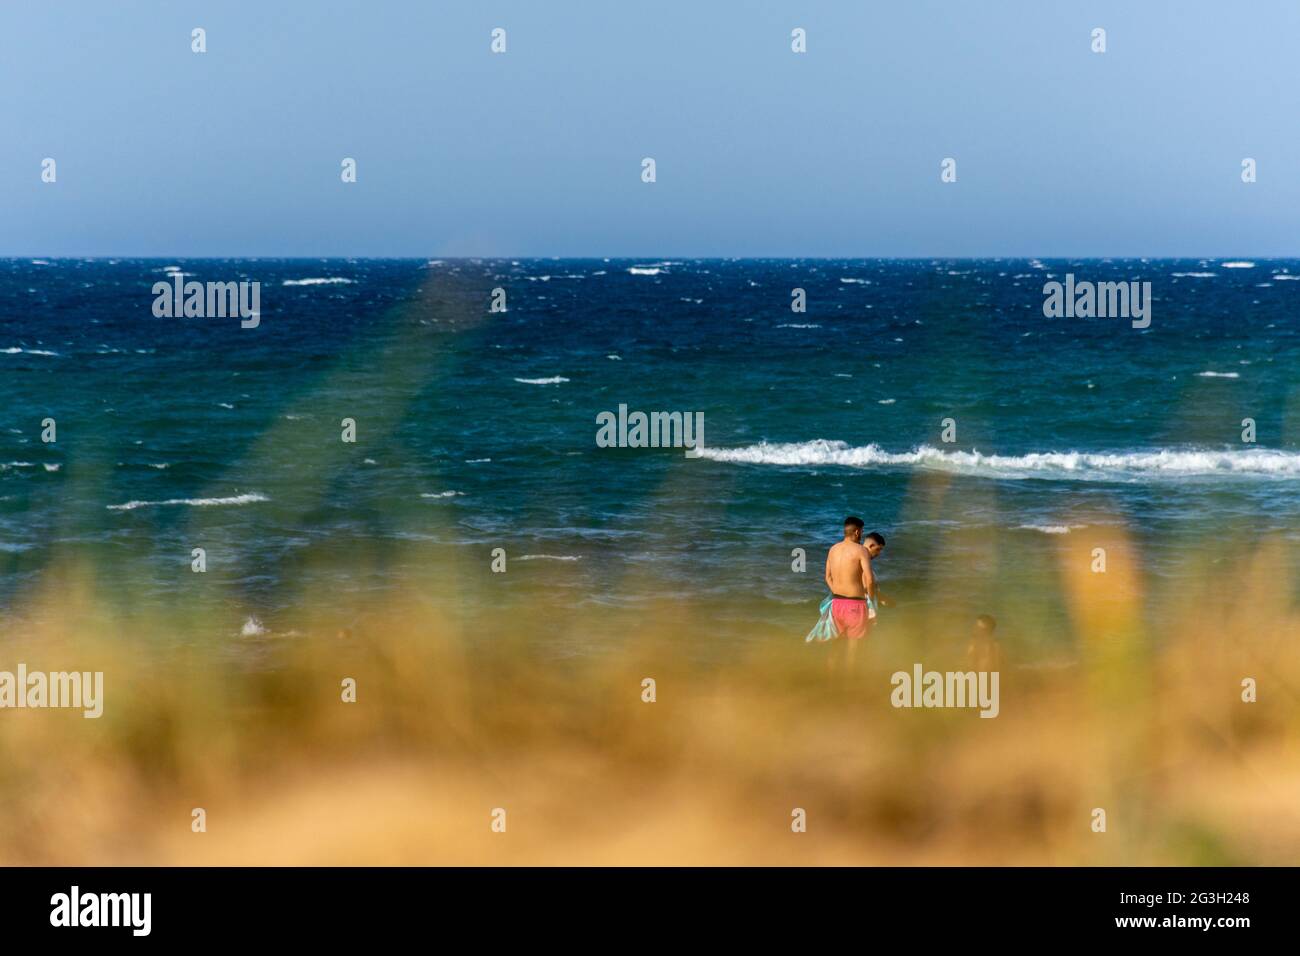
[825,539,874,599]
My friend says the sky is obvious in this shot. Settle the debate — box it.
[2,0,1297,257]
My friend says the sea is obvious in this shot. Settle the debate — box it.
[2,258,1298,652]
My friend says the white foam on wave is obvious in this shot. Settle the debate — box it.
[1171,272,1217,278]
[420,491,463,498]
[627,267,663,276]
[107,492,270,511]
[1017,524,1085,535]
[282,277,354,286]
[240,616,268,637]
[1221,261,1255,268]
[517,554,581,561]
[777,323,820,329]
[514,376,569,385]
[1197,371,1240,378]
[2,347,59,356]
[699,440,1300,480]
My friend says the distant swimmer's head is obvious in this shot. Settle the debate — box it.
[974,614,997,636]
[865,531,886,557]
[843,515,864,542]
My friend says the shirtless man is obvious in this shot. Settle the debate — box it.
[824,518,886,658]
[966,614,1002,672]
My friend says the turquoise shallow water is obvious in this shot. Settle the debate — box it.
[2,258,1298,643]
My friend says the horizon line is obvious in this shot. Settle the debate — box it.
[4,255,1296,262]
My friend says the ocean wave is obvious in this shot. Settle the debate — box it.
[1197,371,1240,378]
[517,554,581,561]
[698,440,1300,480]
[1221,261,1255,268]
[1017,524,1084,535]
[2,347,59,356]
[776,323,820,329]
[627,267,663,276]
[1171,272,1217,278]
[514,376,569,385]
[240,616,268,637]
[282,277,354,286]
[107,493,270,511]
[420,491,463,498]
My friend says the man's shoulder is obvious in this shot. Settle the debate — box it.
[829,541,868,559]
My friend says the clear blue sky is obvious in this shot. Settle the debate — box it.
[2,0,1297,257]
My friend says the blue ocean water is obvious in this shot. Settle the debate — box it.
[2,259,1298,643]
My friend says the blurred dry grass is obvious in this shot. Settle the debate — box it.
[0,531,1298,866]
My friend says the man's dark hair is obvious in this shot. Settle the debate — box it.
[976,614,997,633]
[866,531,886,548]
[843,516,864,531]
